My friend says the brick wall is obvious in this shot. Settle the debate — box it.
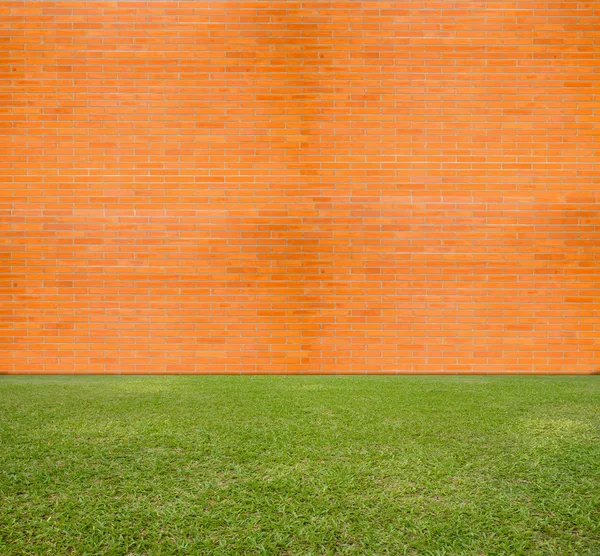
[2,1,599,374]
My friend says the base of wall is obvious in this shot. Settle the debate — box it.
[2,371,597,376]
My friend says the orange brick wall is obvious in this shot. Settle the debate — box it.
[1,1,599,374]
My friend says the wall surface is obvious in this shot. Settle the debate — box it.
[2,1,599,374]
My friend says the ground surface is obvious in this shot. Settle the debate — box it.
[0,376,598,555]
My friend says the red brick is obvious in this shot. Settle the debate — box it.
[1,1,598,374]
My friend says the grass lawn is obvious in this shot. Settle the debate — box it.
[0,376,599,555]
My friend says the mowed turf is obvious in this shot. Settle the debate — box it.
[0,377,598,555]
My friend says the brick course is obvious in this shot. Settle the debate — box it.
[1,1,599,374]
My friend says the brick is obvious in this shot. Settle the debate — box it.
[0,1,598,375]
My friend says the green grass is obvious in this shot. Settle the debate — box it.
[0,376,599,555]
